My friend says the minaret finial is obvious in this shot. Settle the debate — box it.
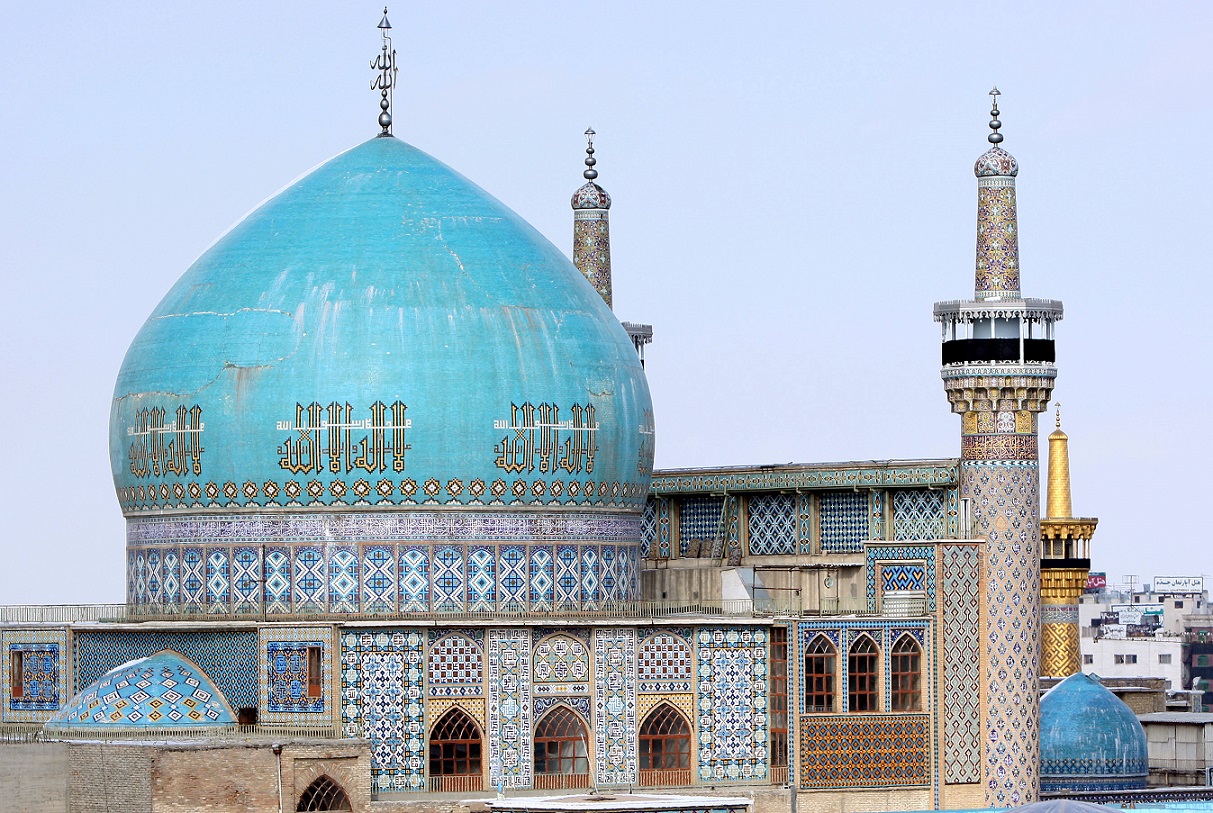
[1055,401,1062,429]
[371,7,398,137]
[988,86,1003,144]
[583,128,598,180]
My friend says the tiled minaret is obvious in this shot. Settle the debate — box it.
[934,89,1063,807]
[1040,405,1098,677]
[572,128,614,308]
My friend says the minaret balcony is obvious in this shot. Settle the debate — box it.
[942,337,1054,365]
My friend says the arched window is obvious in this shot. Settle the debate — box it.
[891,635,922,711]
[848,636,879,712]
[804,635,836,713]
[296,775,351,811]
[639,703,691,785]
[534,706,590,784]
[429,707,483,778]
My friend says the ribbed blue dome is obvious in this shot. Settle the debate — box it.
[45,650,235,733]
[1040,673,1148,793]
[110,136,652,515]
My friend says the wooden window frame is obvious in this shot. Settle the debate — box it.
[429,707,483,777]
[533,706,590,776]
[10,651,23,699]
[847,636,879,712]
[890,635,922,712]
[306,645,322,698]
[804,635,836,713]
[768,626,789,766]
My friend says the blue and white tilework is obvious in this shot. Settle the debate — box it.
[637,629,693,693]
[695,626,768,782]
[865,545,937,613]
[940,543,983,784]
[819,491,867,553]
[74,630,257,710]
[593,628,638,786]
[260,626,332,725]
[427,630,484,697]
[532,634,590,695]
[892,489,947,540]
[746,494,797,555]
[487,628,533,789]
[340,629,427,792]
[362,545,396,613]
[679,496,723,556]
[329,547,359,613]
[2,629,69,722]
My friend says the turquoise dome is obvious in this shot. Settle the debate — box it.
[1040,673,1148,793]
[45,650,235,733]
[111,135,652,616]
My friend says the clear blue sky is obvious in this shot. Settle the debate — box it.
[1,2,1209,603]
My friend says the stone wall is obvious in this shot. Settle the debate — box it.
[0,741,69,813]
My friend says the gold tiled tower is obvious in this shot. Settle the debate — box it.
[934,90,1062,807]
[1040,406,1098,677]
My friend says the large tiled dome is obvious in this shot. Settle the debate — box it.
[110,136,653,616]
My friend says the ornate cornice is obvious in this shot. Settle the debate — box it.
[650,460,958,495]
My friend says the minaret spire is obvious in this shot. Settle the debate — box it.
[571,127,614,308]
[973,87,1020,300]
[371,8,398,137]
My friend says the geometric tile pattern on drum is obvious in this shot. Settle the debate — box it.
[695,626,768,782]
[2,629,69,722]
[963,459,1041,806]
[260,626,333,725]
[819,491,867,553]
[747,494,796,555]
[940,544,983,784]
[74,630,257,711]
[487,629,533,789]
[427,630,484,697]
[339,629,427,792]
[798,715,930,788]
[593,628,638,786]
[637,630,693,693]
[892,489,947,540]
[679,496,723,556]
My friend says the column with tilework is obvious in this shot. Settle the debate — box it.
[933,90,1061,807]
[571,128,613,308]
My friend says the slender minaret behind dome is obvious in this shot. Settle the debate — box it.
[1040,403,1098,678]
[571,128,614,308]
[934,89,1064,807]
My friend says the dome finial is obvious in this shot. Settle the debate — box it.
[371,7,398,137]
[583,127,598,180]
[1055,400,1062,429]
[988,86,1003,144]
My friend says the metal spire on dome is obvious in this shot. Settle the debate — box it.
[988,86,1003,144]
[583,128,598,180]
[1055,401,1062,430]
[371,7,398,137]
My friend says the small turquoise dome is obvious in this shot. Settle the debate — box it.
[1040,673,1148,793]
[45,650,235,733]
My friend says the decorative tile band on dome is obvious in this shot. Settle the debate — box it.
[45,650,235,734]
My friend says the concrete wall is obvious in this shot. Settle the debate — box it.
[1083,636,1184,690]
[0,741,69,813]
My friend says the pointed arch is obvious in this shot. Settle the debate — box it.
[891,634,923,711]
[638,702,692,786]
[296,775,351,811]
[429,706,483,779]
[533,705,590,787]
[847,634,880,712]
[804,634,837,713]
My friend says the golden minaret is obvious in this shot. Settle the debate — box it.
[1040,403,1098,677]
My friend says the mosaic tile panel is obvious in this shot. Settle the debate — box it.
[892,489,947,540]
[723,495,742,564]
[181,548,204,612]
[581,546,600,609]
[599,545,618,602]
[554,545,580,610]
[260,626,333,725]
[264,547,291,614]
[819,491,867,553]
[963,459,1040,806]
[74,630,257,710]
[868,489,885,541]
[427,697,486,734]
[340,629,426,792]
[637,631,693,693]
[467,546,497,611]
[205,547,230,613]
[695,626,768,782]
[880,564,926,592]
[656,498,672,559]
[362,545,397,613]
[941,544,983,784]
[529,546,554,610]
[432,545,465,612]
[231,546,261,614]
[428,630,484,697]
[641,500,657,559]
[399,547,429,612]
[533,634,590,694]
[535,695,590,722]
[799,714,930,788]
[593,628,638,786]
[329,546,359,614]
[865,545,937,612]
[487,628,533,789]
[679,496,724,556]
[637,692,694,725]
[499,545,527,609]
[746,494,797,556]
[294,546,326,613]
[3,629,69,722]
[651,464,958,495]
[797,493,813,554]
